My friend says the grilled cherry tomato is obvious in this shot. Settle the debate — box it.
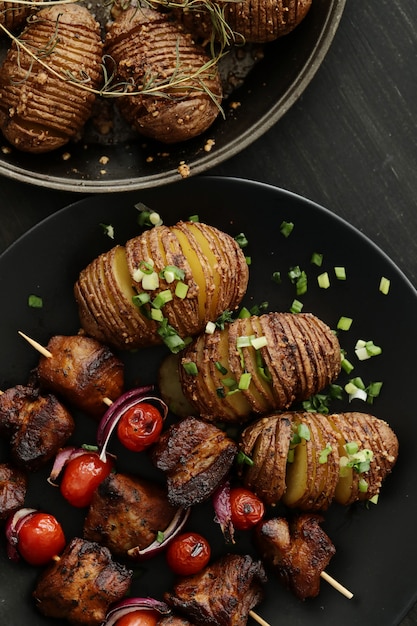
[116,403,163,453]
[229,487,265,530]
[166,531,211,576]
[60,452,114,508]
[17,512,65,566]
[116,610,159,626]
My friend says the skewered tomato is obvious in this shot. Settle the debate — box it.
[229,487,265,530]
[116,403,163,452]
[17,512,65,566]
[116,610,159,626]
[166,531,211,576]
[60,452,114,508]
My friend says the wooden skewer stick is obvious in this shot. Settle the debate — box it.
[320,571,353,599]
[18,331,113,406]
[249,610,271,626]
[18,330,52,358]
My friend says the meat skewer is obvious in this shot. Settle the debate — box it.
[18,331,124,418]
[255,514,353,600]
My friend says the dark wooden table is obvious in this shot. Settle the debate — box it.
[1,1,417,623]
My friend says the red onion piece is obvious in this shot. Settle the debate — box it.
[212,480,236,544]
[103,597,171,626]
[5,507,37,561]
[127,506,191,561]
[47,447,90,485]
[97,386,168,461]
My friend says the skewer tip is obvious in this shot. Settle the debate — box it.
[18,331,52,359]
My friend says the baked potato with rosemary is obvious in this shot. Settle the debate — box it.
[239,411,399,509]
[0,0,35,34]
[0,3,103,153]
[74,220,249,351]
[104,6,223,144]
[174,311,341,423]
[175,0,312,44]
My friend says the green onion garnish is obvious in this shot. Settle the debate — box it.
[379,276,390,295]
[182,361,198,375]
[290,299,303,314]
[337,316,353,331]
[334,266,346,280]
[317,272,330,289]
[235,233,248,248]
[28,295,43,308]
[311,252,323,267]
[280,221,294,238]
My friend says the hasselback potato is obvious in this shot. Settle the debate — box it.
[239,411,399,509]
[177,311,341,423]
[175,0,312,44]
[74,220,249,350]
[0,3,103,153]
[104,6,223,144]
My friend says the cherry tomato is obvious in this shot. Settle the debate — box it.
[18,512,65,566]
[166,531,211,576]
[60,453,114,508]
[116,403,163,453]
[229,487,265,530]
[116,609,159,626]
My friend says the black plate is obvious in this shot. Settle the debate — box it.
[0,176,415,626]
[0,0,345,192]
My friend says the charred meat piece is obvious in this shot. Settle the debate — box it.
[255,514,335,600]
[33,536,132,626]
[0,462,27,520]
[152,416,237,508]
[165,553,266,626]
[83,472,179,559]
[0,384,74,471]
[36,334,124,419]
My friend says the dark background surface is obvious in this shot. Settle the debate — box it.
[1,0,417,623]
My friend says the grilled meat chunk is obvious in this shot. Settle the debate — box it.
[33,537,132,626]
[83,472,179,559]
[0,384,74,470]
[179,312,341,424]
[152,416,237,508]
[165,553,266,626]
[255,514,335,600]
[36,334,124,419]
[239,411,398,509]
[0,462,27,520]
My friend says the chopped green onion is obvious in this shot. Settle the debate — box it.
[337,316,353,331]
[182,361,198,375]
[317,272,330,289]
[280,221,294,238]
[160,265,185,283]
[236,451,254,466]
[142,271,159,290]
[251,336,268,350]
[334,266,346,280]
[236,335,253,348]
[156,530,165,543]
[100,223,114,239]
[175,282,189,299]
[238,372,252,390]
[205,321,216,334]
[215,310,235,329]
[290,299,303,314]
[235,233,248,248]
[216,387,226,398]
[379,276,390,294]
[188,214,199,222]
[341,357,354,374]
[345,441,359,455]
[249,302,269,315]
[245,256,252,265]
[297,423,310,441]
[28,294,43,308]
[366,381,383,403]
[222,377,238,389]
[132,292,150,307]
[272,271,282,284]
[215,361,228,375]
[358,478,369,493]
[319,445,332,464]
[311,252,323,267]
[238,307,251,319]
[150,308,164,322]
[355,339,382,360]
[152,289,173,309]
